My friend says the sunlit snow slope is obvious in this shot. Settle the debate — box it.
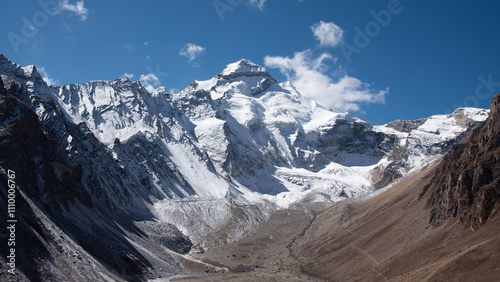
[47,58,489,209]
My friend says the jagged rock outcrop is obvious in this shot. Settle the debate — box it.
[0,80,91,211]
[423,93,500,230]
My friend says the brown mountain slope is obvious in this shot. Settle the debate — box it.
[293,164,500,281]
[293,93,500,281]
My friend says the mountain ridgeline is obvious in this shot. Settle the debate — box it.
[0,53,494,281]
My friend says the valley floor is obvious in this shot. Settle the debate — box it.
[158,163,500,281]
[161,209,325,281]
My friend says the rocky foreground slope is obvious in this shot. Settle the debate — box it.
[423,92,500,230]
[0,53,493,281]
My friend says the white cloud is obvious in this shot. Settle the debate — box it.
[311,21,344,48]
[249,0,267,10]
[264,50,387,112]
[179,43,206,62]
[140,73,160,92]
[123,44,135,52]
[58,0,89,21]
[123,73,134,79]
[144,41,149,46]
[38,67,59,86]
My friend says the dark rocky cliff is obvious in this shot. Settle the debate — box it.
[0,71,191,281]
[423,93,500,230]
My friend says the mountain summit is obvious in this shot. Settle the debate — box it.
[186,59,278,98]
[220,59,272,78]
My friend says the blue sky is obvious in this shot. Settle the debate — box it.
[1,0,500,124]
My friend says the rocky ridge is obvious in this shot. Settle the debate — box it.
[423,93,500,230]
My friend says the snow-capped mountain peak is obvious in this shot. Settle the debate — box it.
[220,59,272,78]
[52,76,174,144]
[0,54,52,101]
[186,59,278,99]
